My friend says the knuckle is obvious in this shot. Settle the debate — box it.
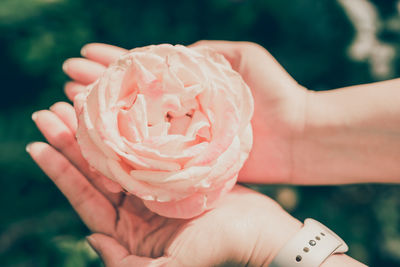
[52,159,74,183]
[239,41,265,53]
[50,101,68,111]
[54,131,76,151]
[191,40,211,47]
[73,182,97,209]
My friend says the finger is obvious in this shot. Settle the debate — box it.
[27,142,115,234]
[32,109,121,204]
[49,102,77,133]
[190,40,246,68]
[64,81,86,102]
[32,109,90,175]
[190,40,265,69]
[63,58,106,85]
[81,43,128,66]
[87,233,171,267]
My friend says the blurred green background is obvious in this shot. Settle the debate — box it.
[1,0,400,266]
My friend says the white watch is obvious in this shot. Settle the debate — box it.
[269,218,349,267]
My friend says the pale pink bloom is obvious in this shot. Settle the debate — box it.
[75,44,253,218]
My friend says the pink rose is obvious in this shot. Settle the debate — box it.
[74,44,254,218]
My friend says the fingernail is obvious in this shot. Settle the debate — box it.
[31,112,38,121]
[81,46,88,57]
[25,142,34,153]
[62,61,69,73]
[49,103,56,111]
[63,82,71,95]
[86,235,96,244]
[86,235,97,251]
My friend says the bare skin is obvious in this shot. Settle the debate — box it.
[191,41,400,185]
[63,41,310,184]
[63,41,400,185]
[28,114,302,266]
[27,107,362,266]
[27,41,382,266]
[29,44,304,266]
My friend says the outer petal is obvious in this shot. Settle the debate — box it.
[76,112,114,179]
[143,173,237,219]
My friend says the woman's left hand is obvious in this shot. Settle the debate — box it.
[28,101,301,266]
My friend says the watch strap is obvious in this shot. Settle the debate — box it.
[269,218,348,267]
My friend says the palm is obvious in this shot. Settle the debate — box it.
[28,100,289,265]
[28,118,288,267]
[28,108,276,266]
[29,97,268,266]
[111,194,181,258]
[99,184,274,266]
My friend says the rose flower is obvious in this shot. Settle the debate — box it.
[74,44,254,218]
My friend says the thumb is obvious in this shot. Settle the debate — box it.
[87,233,129,266]
[190,40,299,97]
[87,233,172,267]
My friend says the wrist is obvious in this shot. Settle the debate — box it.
[264,218,365,267]
[265,218,303,266]
[222,186,303,266]
[292,88,400,184]
[292,89,364,184]
[251,212,302,266]
[291,89,323,184]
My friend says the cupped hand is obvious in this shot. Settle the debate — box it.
[191,41,310,184]
[62,42,310,184]
[28,102,301,266]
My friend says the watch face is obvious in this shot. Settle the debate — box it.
[305,218,349,253]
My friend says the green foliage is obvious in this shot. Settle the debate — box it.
[0,0,399,266]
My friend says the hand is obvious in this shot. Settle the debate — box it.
[27,102,301,266]
[191,41,310,184]
[192,42,400,185]
[62,41,310,184]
